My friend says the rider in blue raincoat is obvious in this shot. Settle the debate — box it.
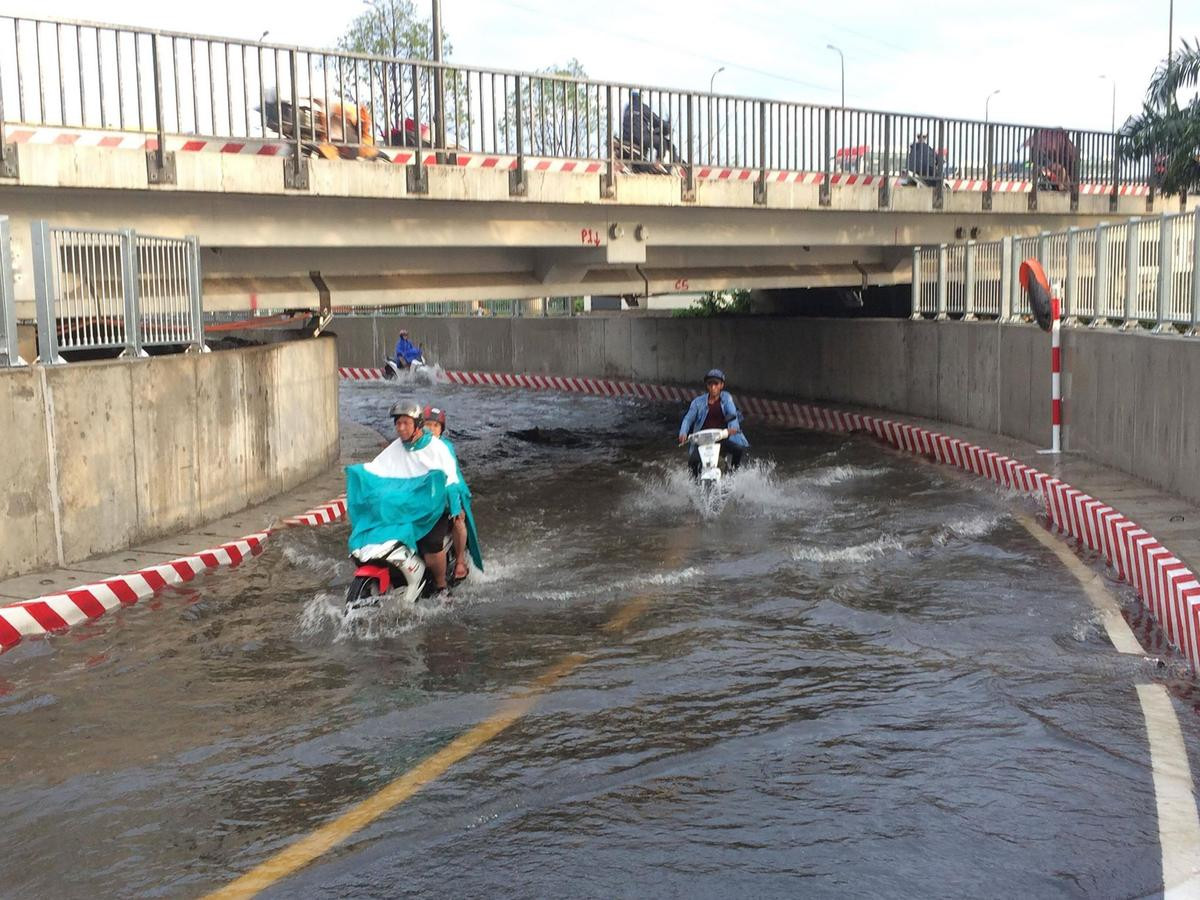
[392,329,423,368]
[677,368,749,478]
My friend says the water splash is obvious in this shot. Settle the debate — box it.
[792,534,906,566]
[932,513,1006,545]
[806,464,886,486]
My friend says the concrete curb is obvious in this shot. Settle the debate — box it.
[431,368,1200,673]
[0,496,352,657]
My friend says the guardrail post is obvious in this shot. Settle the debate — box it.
[910,247,921,319]
[820,107,831,207]
[602,85,615,199]
[754,102,767,205]
[1123,218,1139,328]
[1094,223,1110,326]
[682,93,695,202]
[999,236,1013,322]
[1191,209,1200,335]
[1064,227,1079,324]
[963,241,977,320]
[983,123,994,211]
[406,63,429,194]
[1109,135,1120,214]
[0,218,22,365]
[1155,213,1173,332]
[146,34,176,186]
[1028,129,1039,211]
[878,116,891,208]
[936,243,948,320]
[282,49,309,190]
[509,74,527,197]
[31,220,63,364]
[1069,129,1080,212]
[120,228,145,358]
[933,120,945,210]
[187,235,206,352]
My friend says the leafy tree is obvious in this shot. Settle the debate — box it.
[1119,39,1200,196]
[513,60,601,158]
[335,0,454,145]
[672,290,752,318]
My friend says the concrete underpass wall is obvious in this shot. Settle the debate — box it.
[335,315,1200,504]
[0,338,339,580]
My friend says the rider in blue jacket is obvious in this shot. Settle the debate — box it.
[677,368,749,477]
[393,329,423,368]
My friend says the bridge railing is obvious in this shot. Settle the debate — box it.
[912,209,1200,330]
[30,221,204,362]
[0,15,1150,201]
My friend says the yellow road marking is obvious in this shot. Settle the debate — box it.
[209,538,692,898]
[1015,513,1145,655]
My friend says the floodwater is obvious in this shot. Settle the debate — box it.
[0,377,1196,898]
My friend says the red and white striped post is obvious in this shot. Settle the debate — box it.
[1049,284,1062,454]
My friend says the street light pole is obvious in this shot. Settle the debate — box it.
[708,66,725,163]
[1100,75,1116,133]
[984,89,1000,125]
[826,44,844,108]
[709,66,725,94]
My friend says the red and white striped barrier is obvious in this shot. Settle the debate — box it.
[338,366,387,381]
[0,533,269,655]
[339,366,1199,671]
[281,497,347,527]
[5,127,1156,198]
[0,490,352,656]
[1050,295,1063,453]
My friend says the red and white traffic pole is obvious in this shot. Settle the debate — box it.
[1050,285,1062,454]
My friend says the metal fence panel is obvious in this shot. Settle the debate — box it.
[1099,222,1128,321]
[30,220,203,361]
[916,247,939,316]
[972,240,1003,318]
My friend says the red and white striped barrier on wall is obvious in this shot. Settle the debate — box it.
[6,127,1154,197]
[342,366,1196,671]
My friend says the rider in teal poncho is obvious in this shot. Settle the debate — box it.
[345,401,481,591]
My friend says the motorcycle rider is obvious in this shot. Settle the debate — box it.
[393,329,424,369]
[677,368,749,478]
[366,400,471,591]
[424,404,471,582]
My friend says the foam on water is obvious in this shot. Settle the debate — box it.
[791,534,906,566]
[624,458,827,521]
[806,464,886,486]
[932,512,1006,545]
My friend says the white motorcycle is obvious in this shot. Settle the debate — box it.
[689,428,731,482]
[382,357,428,379]
[345,534,459,614]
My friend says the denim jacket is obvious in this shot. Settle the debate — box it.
[678,391,750,448]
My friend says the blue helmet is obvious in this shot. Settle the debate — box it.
[704,368,726,383]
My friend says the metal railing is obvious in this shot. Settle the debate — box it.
[0,217,22,366]
[0,14,1151,200]
[31,221,204,362]
[912,208,1200,330]
[332,297,579,317]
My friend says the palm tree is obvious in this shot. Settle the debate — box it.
[1119,39,1200,196]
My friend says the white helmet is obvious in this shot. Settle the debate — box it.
[388,399,423,425]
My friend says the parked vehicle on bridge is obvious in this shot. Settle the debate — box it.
[261,88,388,162]
[618,91,685,175]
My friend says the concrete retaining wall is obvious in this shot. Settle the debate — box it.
[336,314,1200,505]
[0,338,339,579]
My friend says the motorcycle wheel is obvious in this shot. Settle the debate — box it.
[346,574,384,610]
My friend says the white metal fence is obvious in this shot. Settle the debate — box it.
[31,221,204,362]
[912,209,1200,330]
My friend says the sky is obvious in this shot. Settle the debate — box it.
[6,0,1197,131]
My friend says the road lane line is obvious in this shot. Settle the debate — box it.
[208,538,690,898]
[1017,514,1145,655]
[1136,684,1200,897]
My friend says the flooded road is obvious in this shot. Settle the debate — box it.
[1,378,1195,898]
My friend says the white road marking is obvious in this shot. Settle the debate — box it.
[1137,684,1200,898]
